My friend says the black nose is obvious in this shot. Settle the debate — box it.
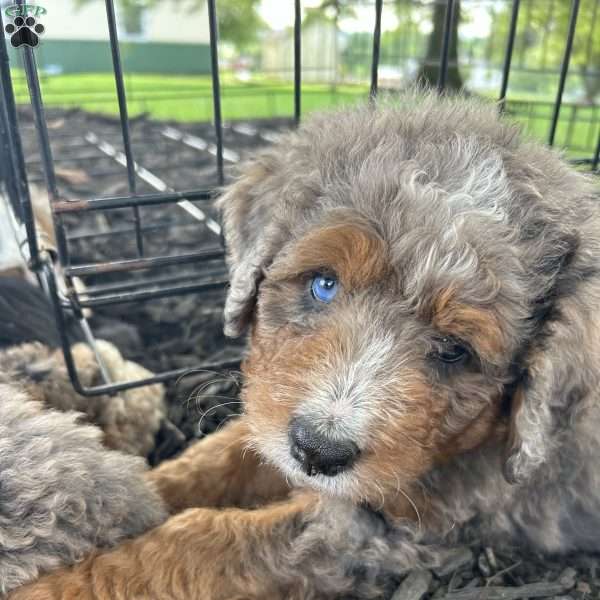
[289,416,360,477]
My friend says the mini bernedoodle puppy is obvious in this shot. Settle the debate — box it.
[11,92,600,599]
[0,384,167,596]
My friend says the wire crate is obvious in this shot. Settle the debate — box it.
[0,0,598,396]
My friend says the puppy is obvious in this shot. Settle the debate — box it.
[0,384,167,595]
[0,340,173,459]
[11,92,600,599]
[0,276,183,460]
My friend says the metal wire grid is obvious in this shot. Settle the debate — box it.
[0,0,599,397]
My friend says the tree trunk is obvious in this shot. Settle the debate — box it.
[415,0,463,91]
[331,14,339,93]
[581,67,600,105]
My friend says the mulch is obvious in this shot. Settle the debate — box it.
[17,106,290,446]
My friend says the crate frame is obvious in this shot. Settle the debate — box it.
[0,0,598,396]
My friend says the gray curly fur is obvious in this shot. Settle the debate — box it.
[0,342,167,458]
[0,383,167,595]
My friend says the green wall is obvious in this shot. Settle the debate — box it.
[8,39,212,74]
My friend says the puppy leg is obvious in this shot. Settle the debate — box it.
[8,493,320,600]
[146,417,289,513]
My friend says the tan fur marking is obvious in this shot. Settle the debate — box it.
[243,324,339,445]
[147,419,289,513]
[439,402,504,457]
[353,372,443,508]
[9,492,320,600]
[268,221,389,290]
[432,287,506,361]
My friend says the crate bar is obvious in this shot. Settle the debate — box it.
[71,359,241,397]
[29,161,222,182]
[548,0,580,147]
[20,52,70,264]
[569,158,596,166]
[83,132,222,234]
[26,151,113,166]
[370,0,383,99]
[43,262,239,397]
[77,279,229,308]
[294,0,302,124]
[65,248,225,278]
[16,18,70,266]
[437,0,456,92]
[53,189,213,213]
[0,11,41,268]
[82,267,227,296]
[207,0,224,185]
[0,45,23,219]
[104,0,144,256]
[66,219,199,243]
[498,0,520,112]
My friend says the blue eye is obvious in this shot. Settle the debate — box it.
[311,274,338,303]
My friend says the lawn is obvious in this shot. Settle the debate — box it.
[10,71,368,120]
[9,71,599,160]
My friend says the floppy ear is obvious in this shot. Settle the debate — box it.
[503,232,598,484]
[217,158,290,337]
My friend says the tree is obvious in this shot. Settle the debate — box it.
[489,0,600,103]
[75,0,265,52]
[414,0,463,90]
[304,0,357,89]
[203,0,264,51]
[303,0,356,28]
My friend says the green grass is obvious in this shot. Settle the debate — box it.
[9,71,599,159]
[11,71,369,121]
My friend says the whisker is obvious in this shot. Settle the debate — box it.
[396,485,422,532]
[189,377,238,396]
[174,368,223,388]
[213,414,238,433]
[394,429,428,450]
[176,369,242,398]
[215,433,247,454]
[197,400,244,433]
[195,394,242,404]
[373,480,386,511]
[181,374,241,411]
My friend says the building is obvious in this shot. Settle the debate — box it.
[262,20,337,83]
[2,0,212,74]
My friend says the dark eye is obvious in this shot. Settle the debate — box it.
[310,274,338,303]
[434,338,469,364]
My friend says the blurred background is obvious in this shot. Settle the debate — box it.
[5,0,600,159]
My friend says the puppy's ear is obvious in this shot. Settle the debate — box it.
[503,232,597,484]
[217,159,288,337]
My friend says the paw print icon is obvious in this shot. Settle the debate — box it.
[4,16,45,48]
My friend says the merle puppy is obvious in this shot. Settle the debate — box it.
[0,384,167,595]
[11,92,600,600]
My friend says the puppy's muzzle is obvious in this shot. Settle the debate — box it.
[289,416,360,477]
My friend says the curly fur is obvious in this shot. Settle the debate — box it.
[219,90,600,573]
[0,340,167,457]
[9,91,600,599]
[0,383,167,595]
